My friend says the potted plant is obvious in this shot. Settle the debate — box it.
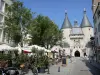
[36,54,45,73]
[39,62,45,73]
[43,56,49,69]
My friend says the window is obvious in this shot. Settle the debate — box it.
[0,14,3,22]
[97,38,98,45]
[94,28,97,35]
[96,28,97,32]
[97,10,100,18]
[93,16,97,25]
[98,23,100,32]
[0,0,4,12]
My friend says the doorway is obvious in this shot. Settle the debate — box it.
[75,51,80,57]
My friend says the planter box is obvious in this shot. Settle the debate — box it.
[37,67,40,73]
[40,67,45,73]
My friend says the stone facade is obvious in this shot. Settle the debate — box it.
[93,2,100,63]
[92,0,100,14]
[0,0,12,43]
[61,9,94,57]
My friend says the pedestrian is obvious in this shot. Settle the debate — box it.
[20,63,25,74]
[31,64,38,75]
[24,61,29,73]
[56,58,58,65]
[84,53,86,57]
[47,63,50,74]
[69,56,72,63]
[58,66,60,72]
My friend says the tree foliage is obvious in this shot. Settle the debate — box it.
[29,15,62,49]
[5,1,33,45]
[5,1,62,48]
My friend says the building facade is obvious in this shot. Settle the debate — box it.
[61,9,94,57]
[0,0,12,43]
[93,1,100,63]
[92,0,100,14]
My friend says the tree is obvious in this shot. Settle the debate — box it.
[5,1,33,45]
[29,15,62,49]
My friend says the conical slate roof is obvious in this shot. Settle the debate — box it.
[80,8,92,28]
[61,11,72,29]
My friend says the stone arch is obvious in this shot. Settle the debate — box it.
[74,50,80,57]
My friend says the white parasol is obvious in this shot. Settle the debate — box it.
[0,44,15,51]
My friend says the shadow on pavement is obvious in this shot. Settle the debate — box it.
[81,58,100,75]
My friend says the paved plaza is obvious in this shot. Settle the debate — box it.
[70,57,100,75]
[25,57,100,75]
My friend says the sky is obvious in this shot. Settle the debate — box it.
[20,0,93,29]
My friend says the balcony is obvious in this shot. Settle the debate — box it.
[69,34,84,39]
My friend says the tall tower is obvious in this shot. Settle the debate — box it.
[61,11,72,44]
[61,11,72,55]
[80,8,94,47]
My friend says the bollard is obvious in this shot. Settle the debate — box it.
[58,66,60,72]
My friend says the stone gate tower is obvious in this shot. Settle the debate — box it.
[61,9,94,57]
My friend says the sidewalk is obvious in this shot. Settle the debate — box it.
[82,57,100,70]
[90,61,100,70]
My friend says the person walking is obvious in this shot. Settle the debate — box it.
[69,55,72,63]
[20,63,25,74]
[31,64,38,75]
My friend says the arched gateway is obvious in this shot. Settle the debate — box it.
[74,51,80,57]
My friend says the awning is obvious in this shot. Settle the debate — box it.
[0,44,15,51]
[23,50,31,54]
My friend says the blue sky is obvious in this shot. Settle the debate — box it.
[20,0,93,28]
